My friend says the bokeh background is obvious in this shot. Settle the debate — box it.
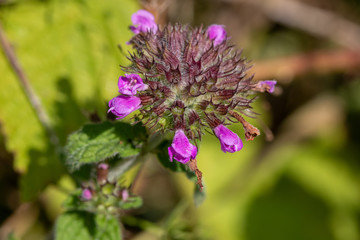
[1,0,360,239]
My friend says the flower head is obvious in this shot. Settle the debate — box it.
[126,23,257,140]
[207,24,227,46]
[130,10,158,34]
[168,130,197,164]
[108,95,141,119]
[81,188,92,201]
[109,10,276,189]
[213,124,243,153]
[118,74,148,95]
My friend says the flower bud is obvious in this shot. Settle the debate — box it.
[168,130,197,164]
[207,24,226,46]
[108,96,141,119]
[130,10,158,34]
[98,163,109,170]
[81,188,92,201]
[213,124,243,153]
[121,189,129,201]
[97,163,109,185]
[118,74,148,95]
[102,183,114,195]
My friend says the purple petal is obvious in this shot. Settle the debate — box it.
[168,130,197,164]
[81,188,92,200]
[168,147,174,162]
[108,95,141,119]
[118,74,148,95]
[207,24,227,46]
[190,145,198,160]
[98,163,109,170]
[121,189,129,201]
[213,125,243,153]
[259,80,277,93]
[130,10,158,34]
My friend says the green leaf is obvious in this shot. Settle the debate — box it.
[0,0,139,199]
[65,121,146,170]
[55,211,95,240]
[118,196,143,210]
[55,211,122,240]
[19,148,64,201]
[62,190,88,211]
[94,214,122,240]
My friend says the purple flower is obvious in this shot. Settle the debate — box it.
[108,96,141,119]
[98,163,109,170]
[207,24,227,46]
[213,125,243,153]
[168,130,197,164]
[258,80,277,93]
[118,74,148,95]
[130,10,158,34]
[121,189,129,201]
[81,188,92,201]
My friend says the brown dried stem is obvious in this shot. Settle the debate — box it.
[187,158,203,191]
[229,110,260,141]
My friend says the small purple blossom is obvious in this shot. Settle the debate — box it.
[118,74,148,95]
[81,188,92,201]
[108,96,141,119]
[121,189,129,201]
[213,125,243,153]
[97,163,109,185]
[130,10,158,34]
[168,130,197,164]
[258,80,277,93]
[98,163,109,170]
[207,24,227,46]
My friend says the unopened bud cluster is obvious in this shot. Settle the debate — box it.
[80,163,132,213]
[108,10,276,186]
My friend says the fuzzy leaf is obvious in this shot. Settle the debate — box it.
[118,196,143,210]
[65,121,146,170]
[94,214,122,240]
[62,190,88,211]
[0,0,138,200]
[55,211,121,240]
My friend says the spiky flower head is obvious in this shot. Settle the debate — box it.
[124,22,264,141]
[108,10,277,190]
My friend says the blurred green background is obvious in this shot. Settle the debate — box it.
[0,0,360,239]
